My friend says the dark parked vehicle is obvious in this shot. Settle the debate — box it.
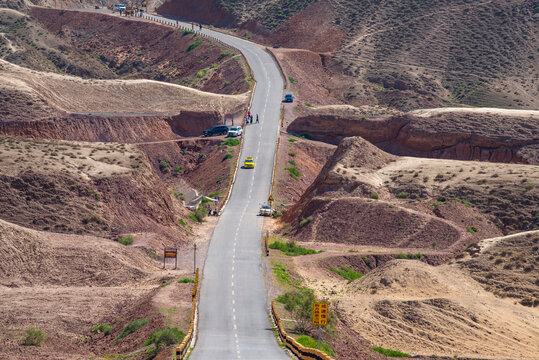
[284,94,294,103]
[202,125,229,137]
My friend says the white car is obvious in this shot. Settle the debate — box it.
[227,126,243,137]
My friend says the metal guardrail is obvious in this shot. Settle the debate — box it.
[271,300,335,360]
[176,268,199,359]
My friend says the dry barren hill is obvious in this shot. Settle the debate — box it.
[283,137,538,249]
[288,105,539,164]
[160,0,539,110]
[0,135,191,246]
[292,256,539,359]
[0,58,247,115]
[30,8,250,94]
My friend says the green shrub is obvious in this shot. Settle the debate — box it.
[466,226,478,234]
[186,41,202,53]
[114,319,148,341]
[288,76,296,84]
[371,192,379,199]
[160,281,172,287]
[82,214,103,225]
[178,219,186,227]
[194,206,208,222]
[285,166,301,180]
[216,176,223,183]
[219,51,232,59]
[329,266,363,282]
[118,235,133,246]
[188,214,198,222]
[269,239,318,256]
[182,30,194,35]
[299,216,313,227]
[372,346,411,357]
[174,165,182,174]
[178,277,195,283]
[221,138,240,147]
[276,288,316,332]
[22,328,45,346]
[304,102,313,107]
[297,335,334,357]
[396,252,422,260]
[222,153,233,161]
[272,211,282,218]
[92,323,113,336]
[396,191,409,199]
[288,138,298,143]
[144,327,185,351]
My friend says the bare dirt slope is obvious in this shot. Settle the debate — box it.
[288,105,539,164]
[294,257,539,359]
[0,59,247,115]
[159,0,539,110]
[283,137,537,249]
[461,231,539,304]
[31,8,250,94]
[0,135,190,245]
[0,219,196,360]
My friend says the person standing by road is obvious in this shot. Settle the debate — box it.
[256,114,259,123]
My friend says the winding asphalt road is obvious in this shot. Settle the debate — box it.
[143,13,288,360]
[72,9,287,357]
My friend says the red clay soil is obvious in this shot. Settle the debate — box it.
[274,134,336,205]
[280,137,512,255]
[30,8,248,95]
[139,137,239,196]
[264,1,345,53]
[1,112,221,143]
[288,112,539,164]
[157,0,237,27]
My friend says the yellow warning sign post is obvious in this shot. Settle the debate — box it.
[312,302,328,350]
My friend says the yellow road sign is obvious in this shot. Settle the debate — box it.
[312,302,328,326]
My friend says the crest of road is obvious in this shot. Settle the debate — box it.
[143,15,288,360]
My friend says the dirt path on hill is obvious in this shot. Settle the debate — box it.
[410,107,539,118]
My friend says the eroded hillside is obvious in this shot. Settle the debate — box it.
[159,0,539,110]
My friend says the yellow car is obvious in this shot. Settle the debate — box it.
[244,157,255,169]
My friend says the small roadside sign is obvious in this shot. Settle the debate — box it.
[312,302,328,326]
[164,247,178,269]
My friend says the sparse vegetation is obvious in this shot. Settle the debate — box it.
[296,335,335,357]
[22,328,45,346]
[299,216,313,227]
[269,239,318,256]
[222,153,233,161]
[329,266,363,282]
[466,226,478,234]
[186,41,202,53]
[396,252,422,260]
[118,235,133,246]
[370,192,379,200]
[178,219,186,227]
[92,323,113,336]
[161,281,172,287]
[288,76,296,84]
[220,138,240,147]
[285,165,301,181]
[178,277,195,283]
[114,318,149,341]
[372,346,411,357]
[144,327,185,353]
[396,191,409,199]
[276,288,317,333]
[182,30,194,36]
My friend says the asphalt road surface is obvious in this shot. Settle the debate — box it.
[142,13,288,360]
[72,9,287,357]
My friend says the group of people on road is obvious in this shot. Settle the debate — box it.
[246,111,259,125]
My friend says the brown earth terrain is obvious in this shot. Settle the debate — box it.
[0,219,197,360]
[0,135,189,243]
[158,0,538,111]
[282,137,537,246]
[28,8,249,94]
[287,106,539,164]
